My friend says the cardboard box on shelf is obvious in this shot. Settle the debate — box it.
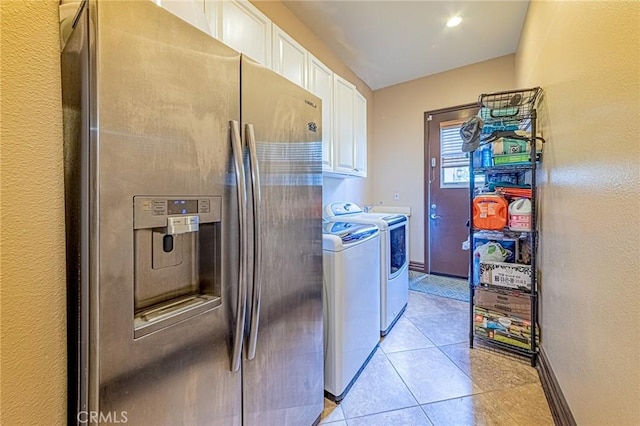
[474,288,531,320]
[480,261,532,291]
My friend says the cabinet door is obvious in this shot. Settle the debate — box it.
[333,74,355,175]
[307,54,333,172]
[272,24,307,88]
[160,0,211,35]
[220,0,271,67]
[353,90,367,177]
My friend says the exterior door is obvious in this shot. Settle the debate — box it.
[425,105,479,278]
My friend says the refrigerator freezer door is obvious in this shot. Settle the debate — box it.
[62,2,243,425]
[241,57,324,426]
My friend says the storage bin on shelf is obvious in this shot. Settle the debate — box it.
[493,152,542,166]
[492,138,528,155]
[486,171,520,185]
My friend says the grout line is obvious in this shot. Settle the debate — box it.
[342,404,424,421]
[418,404,436,426]
[383,343,483,411]
[435,343,487,394]
[418,391,523,426]
[375,347,422,415]
[338,349,420,421]
[436,342,541,395]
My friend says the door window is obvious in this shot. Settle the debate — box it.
[440,121,484,188]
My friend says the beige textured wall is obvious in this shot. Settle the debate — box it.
[372,56,515,265]
[516,1,640,424]
[0,1,67,424]
[251,0,372,205]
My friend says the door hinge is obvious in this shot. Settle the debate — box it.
[427,115,433,121]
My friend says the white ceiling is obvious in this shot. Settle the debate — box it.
[283,1,530,90]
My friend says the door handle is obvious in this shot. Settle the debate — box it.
[430,213,442,220]
[230,120,248,372]
[245,123,263,361]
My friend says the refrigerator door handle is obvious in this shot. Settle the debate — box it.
[246,123,263,361]
[230,120,248,372]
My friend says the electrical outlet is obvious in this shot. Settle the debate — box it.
[394,193,400,200]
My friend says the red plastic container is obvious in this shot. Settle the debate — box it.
[473,194,508,230]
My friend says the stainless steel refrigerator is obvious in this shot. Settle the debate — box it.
[61,2,324,425]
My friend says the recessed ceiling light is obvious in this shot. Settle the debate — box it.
[446,16,462,27]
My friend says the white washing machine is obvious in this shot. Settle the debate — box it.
[323,221,381,402]
[324,202,409,336]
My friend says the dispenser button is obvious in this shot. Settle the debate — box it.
[167,215,199,235]
[199,199,210,213]
[152,200,167,216]
[168,217,186,226]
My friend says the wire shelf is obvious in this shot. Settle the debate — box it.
[473,283,537,297]
[473,335,538,357]
[473,163,535,173]
[475,281,533,294]
[477,87,542,132]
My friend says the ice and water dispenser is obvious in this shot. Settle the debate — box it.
[133,196,222,338]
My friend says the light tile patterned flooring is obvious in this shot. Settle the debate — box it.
[320,290,553,426]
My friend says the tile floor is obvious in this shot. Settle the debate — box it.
[320,290,554,426]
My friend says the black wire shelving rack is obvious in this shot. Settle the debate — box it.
[468,87,543,367]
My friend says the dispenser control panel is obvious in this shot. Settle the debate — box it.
[167,199,198,215]
[133,196,221,229]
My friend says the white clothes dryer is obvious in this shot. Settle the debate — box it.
[322,221,381,402]
[324,202,409,335]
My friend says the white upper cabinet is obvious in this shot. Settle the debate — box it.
[330,74,368,178]
[160,0,211,35]
[307,54,334,172]
[218,0,271,67]
[333,74,356,175]
[203,0,220,39]
[272,24,308,89]
[353,90,367,177]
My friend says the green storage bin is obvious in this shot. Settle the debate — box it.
[492,152,542,165]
